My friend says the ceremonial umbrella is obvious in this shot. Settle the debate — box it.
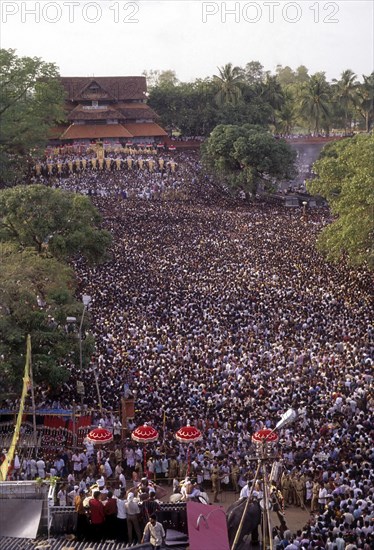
[251,428,279,460]
[251,429,279,444]
[175,421,202,476]
[131,423,159,476]
[86,426,113,445]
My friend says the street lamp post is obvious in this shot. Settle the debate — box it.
[302,200,308,219]
[78,294,91,405]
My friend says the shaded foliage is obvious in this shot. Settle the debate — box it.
[0,185,111,264]
[307,134,374,267]
[0,48,65,186]
[202,124,296,194]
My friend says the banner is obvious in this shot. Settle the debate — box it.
[0,335,31,481]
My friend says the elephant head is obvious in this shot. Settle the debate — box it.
[226,498,262,549]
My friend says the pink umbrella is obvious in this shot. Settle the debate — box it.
[86,426,113,445]
[175,421,202,476]
[131,423,159,476]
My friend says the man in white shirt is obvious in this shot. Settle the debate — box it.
[36,457,46,479]
[116,490,127,542]
[72,451,82,475]
[142,514,165,550]
[318,483,328,513]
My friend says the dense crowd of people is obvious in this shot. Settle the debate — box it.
[1,149,373,548]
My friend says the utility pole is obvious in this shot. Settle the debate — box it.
[72,400,77,448]
[78,295,91,406]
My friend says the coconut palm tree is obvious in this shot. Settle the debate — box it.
[356,72,374,132]
[332,69,359,134]
[213,63,244,106]
[260,74,285,126]
[276,90,297,135]
[300,73,331,135]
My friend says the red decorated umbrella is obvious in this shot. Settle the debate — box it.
[175,421,202,475]
[131,423,159,476]
[86,426,113,445]
[251,429,278,458]
[251,429,279,444]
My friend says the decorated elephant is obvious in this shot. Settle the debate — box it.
[226,498,262,549]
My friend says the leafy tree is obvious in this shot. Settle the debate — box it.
[213,63,245,106]
[276,65,296,87]
[0,185,111,263]
[0,244,93,391]
[276,89,297,135]
[260,74,285,126]
[158,70,179,88]
[295,65,309,84]
[300,73,331,134]
[307,134,374,267]
[142,69,178,90]
[332,70,359,134]
[356,72,374,132]
[202,124,296,194]
[0,49,65,187]
[244,61,265,85]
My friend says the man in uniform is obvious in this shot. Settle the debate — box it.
[231,462,240,493]
[281,471,291,508]
[295,473,306,510]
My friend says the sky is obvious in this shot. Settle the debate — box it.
[1,0,373,82]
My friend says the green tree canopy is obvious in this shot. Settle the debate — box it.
[202,124,296,194]
[0,244,93,391]
[356,72,374,133]
[0,185,111,263]
[0,49,65,186]
[299,73,331,134]
[213,63,245,106]
[332,70,359,134]
[307,134,374,267]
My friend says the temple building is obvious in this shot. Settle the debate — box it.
[50,76,167,146]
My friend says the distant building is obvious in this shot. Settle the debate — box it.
[50,76,167,145]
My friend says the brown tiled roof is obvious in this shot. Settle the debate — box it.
[116,103,159,120]
[123,123,167,137]
[60,124,133,140]
[48,126,67,139]
[60,77,147,101]
[67,105,126,121]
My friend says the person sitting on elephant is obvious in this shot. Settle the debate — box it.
[183,479,201,501]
